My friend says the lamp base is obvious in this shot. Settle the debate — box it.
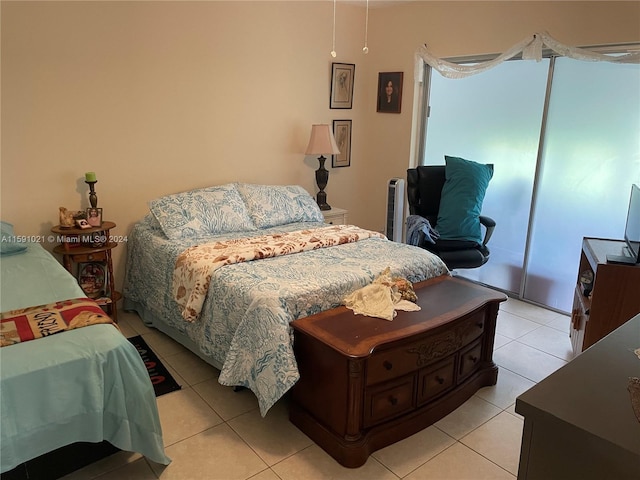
[315,156,331,211]
[316,191,331,211]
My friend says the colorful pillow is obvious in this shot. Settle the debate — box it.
[149,184,257,240]
[436,156,493,245]
[236,183,324,229]
[0,221,27,256]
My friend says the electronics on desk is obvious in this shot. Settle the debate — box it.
[579,269,594,297]
[606,183,640,265]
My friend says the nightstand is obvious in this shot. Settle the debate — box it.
[51,221,121,322]
[322,207,348,225]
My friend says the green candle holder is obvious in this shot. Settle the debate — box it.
[85,180,98,208]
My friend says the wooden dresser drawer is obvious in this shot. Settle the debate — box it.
[366,311,486,386]
[364,375,415,427]
[70,251,107,263]
[459,310,486,346]
[459,339,483,380]
[418,356,456,404]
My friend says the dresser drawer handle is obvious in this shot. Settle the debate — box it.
[388,395,398,406]
[383,361,393,370]
[469,355,479,363]
[476,321,484,328]
[436,376,445,385]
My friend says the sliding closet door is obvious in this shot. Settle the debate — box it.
[422,60,549,294]
[524,58,640,311]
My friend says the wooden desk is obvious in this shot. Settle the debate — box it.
[516,313,640,479]
[570,237,640,356]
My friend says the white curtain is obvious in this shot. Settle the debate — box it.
[415,31,640,81]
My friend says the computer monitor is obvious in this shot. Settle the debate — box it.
[607,184,640,265]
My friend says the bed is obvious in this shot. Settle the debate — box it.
[123,183,450,416]
[0,226,170,474]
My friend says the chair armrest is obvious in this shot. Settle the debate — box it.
[479,215,496,246]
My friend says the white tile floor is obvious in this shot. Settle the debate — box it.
[63,296,572,480]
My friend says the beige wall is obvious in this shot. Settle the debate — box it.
[2,1,638,289]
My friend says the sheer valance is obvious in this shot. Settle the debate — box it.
[415,31,640,81]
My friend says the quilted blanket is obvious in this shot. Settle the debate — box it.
[0,297,116,347]
[173,225,385,322]
[124,217,450,415]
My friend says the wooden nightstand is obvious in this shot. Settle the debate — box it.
[51,221,121,322]
[322,207,348,225]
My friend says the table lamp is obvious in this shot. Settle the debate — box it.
[305,124,340,210]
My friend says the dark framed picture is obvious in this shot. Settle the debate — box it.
[332,120,352,168]
[330,63,355,109]
[86,207,103,227]
[376,71,403,113]
[77,262,107,298]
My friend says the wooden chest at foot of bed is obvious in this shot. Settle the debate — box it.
[289,275,507,468]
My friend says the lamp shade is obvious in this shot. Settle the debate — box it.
[305,124,340,155]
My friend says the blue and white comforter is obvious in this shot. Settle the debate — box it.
[123,216,449,415]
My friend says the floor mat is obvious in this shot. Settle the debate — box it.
[127,334,182,397]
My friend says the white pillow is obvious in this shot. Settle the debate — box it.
[236,183,324,229]
[149,184,256,239]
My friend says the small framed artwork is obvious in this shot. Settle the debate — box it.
[86,207,103,227]
[332,120,352,168]
[376,71,404,114]
[75,218,91,229]
[77,262,107,298]
[330,63,355,109]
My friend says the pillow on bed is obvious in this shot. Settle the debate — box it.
[236,183,324,228]
[149,184,257,239]
[436,156,493,245]
[0,221,27,256]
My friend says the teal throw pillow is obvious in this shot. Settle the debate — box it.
[436,156,493,245]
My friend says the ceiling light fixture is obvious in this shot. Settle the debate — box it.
[331,0,337,57]
[363,0,369,54]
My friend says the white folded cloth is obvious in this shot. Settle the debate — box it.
[344,268,420,321]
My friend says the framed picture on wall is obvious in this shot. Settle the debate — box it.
[377,71,403,113]
[332,120,352,168]
[330,63,355,109]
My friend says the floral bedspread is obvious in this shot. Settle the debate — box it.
[123,216,450,416]
[173,225,386,322]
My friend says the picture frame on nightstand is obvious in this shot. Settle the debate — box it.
[86,207,103,227]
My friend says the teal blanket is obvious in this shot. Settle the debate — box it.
[0,243,170,472]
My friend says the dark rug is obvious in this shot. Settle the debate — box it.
[127,335,182,397]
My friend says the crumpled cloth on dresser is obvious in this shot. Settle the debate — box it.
[343,267,420,321]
